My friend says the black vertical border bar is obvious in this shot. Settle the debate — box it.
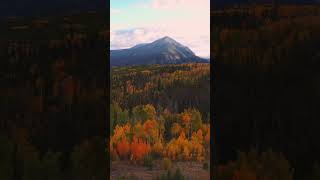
[210,0,217,178]
[210,0,213,177]
[106,0,111,180]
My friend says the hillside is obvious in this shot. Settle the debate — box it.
[110,63,211,180]
[111,63,210,118]
[0,11,108,180]
[212,4,320,180]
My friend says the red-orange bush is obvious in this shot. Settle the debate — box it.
[116,137,130,159]
[130,137,151,162]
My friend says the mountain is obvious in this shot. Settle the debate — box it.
[110,36,209,67]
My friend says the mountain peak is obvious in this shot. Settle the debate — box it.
[156,36,177,43]
[161,36,173,40]
[111,36,209,66]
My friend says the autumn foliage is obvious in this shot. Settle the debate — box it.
[214,149,293,180]
[116,137,130,159]
[130,137,151,161]
[109,105,210,163]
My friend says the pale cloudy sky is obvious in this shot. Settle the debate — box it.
[110,0,210,58]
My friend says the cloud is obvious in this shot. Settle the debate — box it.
[111,26,210,57]
[110,0,210,57]
[110,8,121,15]
[110,27,164,50]
[151,0,210,11]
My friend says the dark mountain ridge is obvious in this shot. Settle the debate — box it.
[110,36,209,67]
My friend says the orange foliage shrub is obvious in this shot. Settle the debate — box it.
[116,137,130,159]
[130,137,151,162]
[110,112,210,162]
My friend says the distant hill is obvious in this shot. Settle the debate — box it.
[110,36,209,67]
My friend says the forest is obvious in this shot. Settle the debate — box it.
[111,64,210,118]
[0,11,108,180]
[1,2,320,180]
[110,64,211,180]
[212,4,320,180]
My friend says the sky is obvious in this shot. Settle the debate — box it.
[110,0,210,58]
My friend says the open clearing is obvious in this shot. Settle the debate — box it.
[110,160,210,180]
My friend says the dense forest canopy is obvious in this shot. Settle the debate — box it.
[111,63,210,120]
[213,4,320,180]
[0,11,108,180]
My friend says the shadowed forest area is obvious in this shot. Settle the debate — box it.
[213,3,320,180]
[0,12,108,180]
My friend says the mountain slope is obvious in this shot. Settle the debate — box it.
[110,36,209,66]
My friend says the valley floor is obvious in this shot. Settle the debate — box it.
[110,160,210,180]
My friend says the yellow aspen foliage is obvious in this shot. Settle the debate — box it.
[112,125,126,143]
[109,108,210,162]
[183,146,191,160]
[191,131,205,161]
[166,139,179,160]
[143,119,156,133]
[165,132,193,161]
[192,129,203,142]
[193,143,205,161]
[133,122,146,140]
[123,123,131,134]
[201,124,210,135]
[142,104,156,120]
[152,141,164,156]
[143,119,159,143]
